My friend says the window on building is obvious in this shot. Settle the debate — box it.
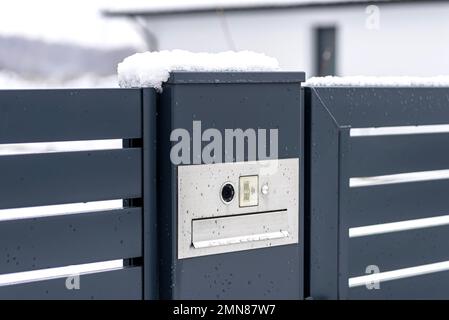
[315,27,337,76]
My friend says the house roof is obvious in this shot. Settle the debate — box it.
[102,0,434,17]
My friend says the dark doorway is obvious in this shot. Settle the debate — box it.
[315,27,337,76]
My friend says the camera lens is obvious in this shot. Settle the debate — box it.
[221,183,235,204]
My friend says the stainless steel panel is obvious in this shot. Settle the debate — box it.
[178,158,299,259]
[192,210,289,249]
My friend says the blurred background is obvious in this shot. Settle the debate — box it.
[1,0,449,88]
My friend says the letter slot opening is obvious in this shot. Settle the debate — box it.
[192,210,290,249]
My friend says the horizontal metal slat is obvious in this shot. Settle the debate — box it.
[350,133,449,177]
[347,179,449,227]
[348,269,449,300]
[192,211,290,249]
[0,148,141,209]
[0,89,142,143]
[349,132,449,177]
[0,267,142,300]
[0,208,142,274]
[349,224,449,277]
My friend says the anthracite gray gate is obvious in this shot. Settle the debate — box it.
[2,76,449,300]
[0,89,157,299]
[307,86,449,299]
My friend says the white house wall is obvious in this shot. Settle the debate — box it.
[143,2,449,76]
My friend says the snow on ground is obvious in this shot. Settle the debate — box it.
[118,50,280,90]
[305,75,449,87]
[0,71,118,89]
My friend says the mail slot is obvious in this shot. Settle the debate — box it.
[192,211,290,249]
[157,72,304,299]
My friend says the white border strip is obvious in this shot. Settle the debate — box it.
[349,260,449,288]
[0,139,122,156]
[0,260,123,287]
[0,200,123,222]
[350,124,449,137]
[349,214,449,238]
[350,169,449,188]
[193,231,289,249]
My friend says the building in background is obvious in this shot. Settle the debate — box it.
[104,0,449,77]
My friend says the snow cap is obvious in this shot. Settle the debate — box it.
[305,76,449,87]
[117,50,280,91]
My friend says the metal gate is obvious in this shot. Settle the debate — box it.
[307,86,449,299]
[3,78,449,300]
[0,89,157,299]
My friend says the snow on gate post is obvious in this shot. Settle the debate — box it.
[119,51,305,299]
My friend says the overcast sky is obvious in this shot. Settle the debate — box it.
[0,0,145,49]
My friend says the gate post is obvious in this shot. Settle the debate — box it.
[156,72,305,299]
[142,88,158,299]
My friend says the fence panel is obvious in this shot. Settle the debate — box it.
[0,88,156,300]
[308,86,449,299]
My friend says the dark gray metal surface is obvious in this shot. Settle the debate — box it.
[142,88,159,300]
[348,180,449,226]
[311,87,449,127]
[305,87,340,299]
[337,128,351,300]
[0,89,142,143]
[166,71,305,84]
[6,79,449,300]
[0,208,141,274]
[158,72,304,299]
[349,270,449,300]
[0,267,143,300]
[174,245,301,299]
[0,148,141,209]
[350,224,449,276]
[0,88,155,300]
[350,133,449,176]
[307,86,449,300]
[0,73,449,299]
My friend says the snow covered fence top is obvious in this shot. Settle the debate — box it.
[117,50,280,91]
[305,76,449,87]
